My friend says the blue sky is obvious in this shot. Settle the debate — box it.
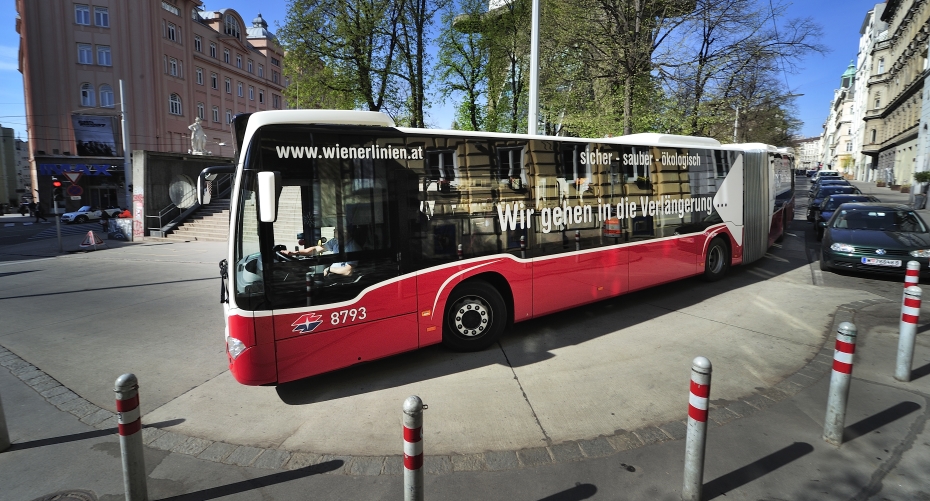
[0,0,884,141]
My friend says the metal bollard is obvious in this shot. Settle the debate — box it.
[904,261,920,289]
[457,244,463,260]
[682,357,711,501]
[0,393,10,452]
[403,395,426,501]
[896,286,921,382]
[115,374,148,501]
[823,322,857,446]
[575,230,581,251]
[520,235,526,259]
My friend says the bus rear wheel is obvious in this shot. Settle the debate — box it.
[703,237,729,282]
[443,280,506,352]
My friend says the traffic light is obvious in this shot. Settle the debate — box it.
[52,178,64,201]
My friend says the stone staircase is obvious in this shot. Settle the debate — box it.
[161,199,230,242]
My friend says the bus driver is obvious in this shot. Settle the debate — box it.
[281,233,359,276]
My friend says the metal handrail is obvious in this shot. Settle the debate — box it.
[145,203,180,234]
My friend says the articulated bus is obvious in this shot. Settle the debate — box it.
[219,110,794,385]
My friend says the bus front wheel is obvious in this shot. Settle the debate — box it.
[443,281,507,352]
[703,237,729,282]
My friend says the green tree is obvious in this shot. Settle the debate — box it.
[434,0,490,131]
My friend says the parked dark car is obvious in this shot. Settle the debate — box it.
[820,203,930,276]
[808,178,850,196]
[815,194,880,240]
[807,185,862,221]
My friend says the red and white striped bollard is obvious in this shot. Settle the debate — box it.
[896,286,921,382]
[115,373,148,501]
[823,322,857,446]
[403,395,426,501]
[904,260,920,289]
[682,356,711,501]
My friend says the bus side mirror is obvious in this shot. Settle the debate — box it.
[258,171,279,223]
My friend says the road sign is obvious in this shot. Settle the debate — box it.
[62,172,83,184]
[66,184,83,197]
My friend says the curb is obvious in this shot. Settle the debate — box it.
[0,297,892,475]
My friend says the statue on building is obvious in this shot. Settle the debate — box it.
[189,117,207,155]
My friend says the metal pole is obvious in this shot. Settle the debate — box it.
[306,271,313,307]
[527,0,540,135]
[0,392,10,452]
[823,322,857,446]
[896,286,921,382]
[115,373,148,501]
[682,356,711,501]
[403,395,425,501]
[119,80,133,239]
[54,199,62,252]
[732,105,739,143]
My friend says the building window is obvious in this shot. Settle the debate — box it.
[271,57,280,67]
[845,141,852,152]
[80,83,95,106]
[210,43,216,58]
[211,73,218,89]
[272,94,280,109]
[169,94,182,115]
[259,90,264,104]
[224,49,230,64]
[162,1,180,15]
[93,7,109,27]
[226,109,232,124]
[224,15,240,39]
[875,97,881,108]
[247,60,253,73]
[871,129,877,143]
[196,67,203,85]
[212,106,219,123]
[258,64,263,78]
[75,4,90,25]
[169,57,178,76]
[166,23,177,41]
[78,43,93,64]
[97,46,112,66]
[225,78,231,94]
[237,82,243,97]
[878,58,885,74]
[272,71,279,84]
[99,84,114,107]
[197,102,205,120]
[236,55,242,69]
[194,36,202,52]
[249,86,254,100]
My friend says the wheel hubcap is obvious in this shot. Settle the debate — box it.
[453,297,490,337]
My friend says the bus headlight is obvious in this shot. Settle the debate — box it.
[227,337,247,360]
[910,250,930,257]
[830,243,855,253]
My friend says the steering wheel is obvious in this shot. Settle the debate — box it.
[273,244,298,262]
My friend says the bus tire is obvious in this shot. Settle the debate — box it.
[703,237,729,282]
[442,280,507,352]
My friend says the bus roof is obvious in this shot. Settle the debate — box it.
[243,109,734,150]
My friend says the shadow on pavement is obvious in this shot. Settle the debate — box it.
[703,442,814,500]
[277,219,816,406]
[843,401,921,443]
[537,482,597,501]
[909,361,930,381]
[4,419,185,452]
[153,460,343,501]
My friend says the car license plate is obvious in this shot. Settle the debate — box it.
[861,257,902,267]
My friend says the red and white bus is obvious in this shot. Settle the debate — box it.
[219,110,794,385]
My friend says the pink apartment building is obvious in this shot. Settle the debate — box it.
[16,0,285,210]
